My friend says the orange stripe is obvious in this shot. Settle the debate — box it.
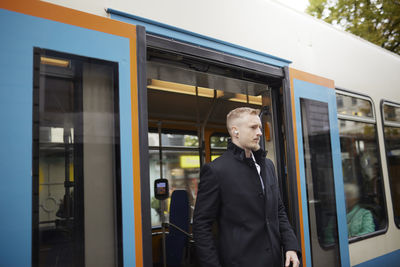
[289,68,335,89]
[1,1,143,266]
[289,68,335,267]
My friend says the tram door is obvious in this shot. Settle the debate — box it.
[0,3,140,266]
[291,70,350,267]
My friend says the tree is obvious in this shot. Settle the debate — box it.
[307,0,400,55]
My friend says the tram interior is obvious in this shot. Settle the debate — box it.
[146,49,279,266]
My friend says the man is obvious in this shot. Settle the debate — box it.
[193,107,300,267]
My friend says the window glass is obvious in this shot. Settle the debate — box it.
[33,50,121,266]
[383,104,400,227]
[149,132,200,227]
[149,132,199,147]
[339,120,386,234]
[148,132,159,146]
[336,92,386,240]
[300,98,341,266]
[336,94,373,118]
[210,134,229,161]
[383,104,400,123]
[210,135,229,148]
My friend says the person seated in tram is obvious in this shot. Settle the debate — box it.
[323,183,375,244]
[344,183,375,238]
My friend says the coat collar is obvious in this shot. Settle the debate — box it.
[227,139,267,164]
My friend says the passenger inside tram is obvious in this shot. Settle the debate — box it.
[344,183,375,238]
[324,183,376,244]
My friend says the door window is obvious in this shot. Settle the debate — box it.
[300,98,341,267]
[32,49,122,267]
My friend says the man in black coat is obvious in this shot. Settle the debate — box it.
[193,107,300,267]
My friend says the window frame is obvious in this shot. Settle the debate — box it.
[335,88,389,243]
[380,99,400,229]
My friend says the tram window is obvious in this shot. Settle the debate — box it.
[210,135,229,148]
[149,131,200,227]
[32,49,122,266]
[336,93,373,118]
[210,134,229,160]
[336,92,387,240]
[149,132,199,147]
[383,104,400,123]
[382,103,400,228]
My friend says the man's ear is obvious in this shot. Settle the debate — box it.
[232,126,239,136]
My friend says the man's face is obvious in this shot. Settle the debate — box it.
[235,114,263,152]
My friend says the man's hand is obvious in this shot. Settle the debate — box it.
[285,250,300,267]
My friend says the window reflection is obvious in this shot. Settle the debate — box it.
[383,104,400,123]
[336,94,373,118]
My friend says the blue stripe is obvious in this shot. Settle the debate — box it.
[0,9,135,266]
[354,250,400,267]
[107,8,291,68]
[293,79,350,267]
[293,83,312,267]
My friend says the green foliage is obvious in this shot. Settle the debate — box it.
[184,135,199,147]
[307,0,400,55]
[210,136,229,148]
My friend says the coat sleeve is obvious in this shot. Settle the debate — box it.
[277,191,301,255]
[193,164,222,267]
[266,159,302,257]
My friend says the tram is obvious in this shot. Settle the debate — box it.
[1,0,400,266]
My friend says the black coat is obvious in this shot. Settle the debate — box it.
[193,141,300,267]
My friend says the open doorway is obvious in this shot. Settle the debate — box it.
[145,47,284,267]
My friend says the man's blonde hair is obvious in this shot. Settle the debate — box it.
[226,107,260,135]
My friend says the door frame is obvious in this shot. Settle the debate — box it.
[290,68,350,267]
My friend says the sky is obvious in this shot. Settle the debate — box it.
[276,0,310,12]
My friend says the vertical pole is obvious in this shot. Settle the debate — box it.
[158,122,167,267]
[158,122,163,179]
[161,200,167,267]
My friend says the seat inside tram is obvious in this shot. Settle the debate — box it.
[146,48,282,266]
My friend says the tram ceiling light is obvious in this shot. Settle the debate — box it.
[147,79,261,105]
[40,56,70,68]
[147,79,220,98]
[228,93,262,106]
